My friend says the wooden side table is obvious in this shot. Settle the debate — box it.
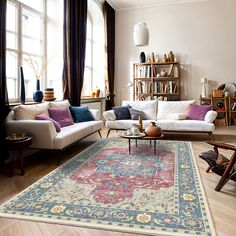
[5,136,32,177]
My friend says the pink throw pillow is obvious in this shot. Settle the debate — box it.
[187,104,212,120]
[48,107,74,127]
[36,114,61,132]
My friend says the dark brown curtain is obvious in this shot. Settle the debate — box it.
[103,1,115,110]
[0,0,10,164]
[63,0,87,106]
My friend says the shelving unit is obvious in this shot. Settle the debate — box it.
[133,62,180,101]
[229,97,236,125]
[200,95,228,126]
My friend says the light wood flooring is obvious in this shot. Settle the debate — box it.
[0,126,236,236]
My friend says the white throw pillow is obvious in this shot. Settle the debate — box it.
[13,102,49,120]
[49,99,70,108]
[157,100,195,120]
[204,110,217,123]
[103,110,116,121]
[167,113,187,120]
[122,100,158,120]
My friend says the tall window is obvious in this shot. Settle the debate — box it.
[82,0,105,97]
[6,0,45,102]
[6,0,63,102]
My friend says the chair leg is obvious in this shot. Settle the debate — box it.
[215,153,236,191]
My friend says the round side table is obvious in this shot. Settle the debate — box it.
[5,136,32,177]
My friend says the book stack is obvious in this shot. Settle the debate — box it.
[43,88,55,101]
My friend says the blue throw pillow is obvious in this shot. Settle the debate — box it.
[70,106,95,123]
[112,105,131,120]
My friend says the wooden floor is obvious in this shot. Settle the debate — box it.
[0,126,236,236]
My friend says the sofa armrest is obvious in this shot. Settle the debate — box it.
[103,110,116,121]
[204,110,218,123]
[89,109,100,120]
[6,120,57,149]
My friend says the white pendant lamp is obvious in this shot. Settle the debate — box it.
[133,22,149,46]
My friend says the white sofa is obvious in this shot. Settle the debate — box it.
[5,100,103,162]
[103,100,217,139]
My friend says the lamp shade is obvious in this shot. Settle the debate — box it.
[133,22,149,46]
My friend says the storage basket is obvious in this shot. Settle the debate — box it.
[212,90,223,97]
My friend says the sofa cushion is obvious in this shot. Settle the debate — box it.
[49,99,70,108]
[113,106,131,120]
[103,110,116,121]
[167,113,187,120]
[70,106,95,123]
[157,100,195,120]
[156,119,215,132]
[48,107,74,127]
[122,100,158,120]
[128,107,144,120]
[35,113,61,132]
[13,102,49,120]
[204,110,218,123]
[187,104,212,120]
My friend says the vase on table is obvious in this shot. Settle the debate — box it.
[33,79,43,102]
[145,122,162,137]
[19,66,25,104]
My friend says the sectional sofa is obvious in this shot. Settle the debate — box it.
[103,100,218,139]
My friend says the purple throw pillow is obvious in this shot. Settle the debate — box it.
[35,114,61,132]
[48,107,74,127]
[187,104,212,120]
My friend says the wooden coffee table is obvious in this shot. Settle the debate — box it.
[120,133,164,154]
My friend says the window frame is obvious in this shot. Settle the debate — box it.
[6,0,46,103]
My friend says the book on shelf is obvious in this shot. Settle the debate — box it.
[231,102,236,111]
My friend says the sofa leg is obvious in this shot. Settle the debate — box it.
[98,130,102,138]
[209,132,215,141]
[57,150,62,165]
[106,129,111,138]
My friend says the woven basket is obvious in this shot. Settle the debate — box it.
[212,90,223,97]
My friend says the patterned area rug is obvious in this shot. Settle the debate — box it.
[0,139,216,236]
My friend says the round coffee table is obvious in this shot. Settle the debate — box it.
[5,135,32,177]
[120,132,164,154]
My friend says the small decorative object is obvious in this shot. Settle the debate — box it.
[151,52,155,62]
[131,125,140,135]
[160,70,168,77]
[145,122,162,137]
[216,102,224,108]
[19,66,25,104]
[95,87,100,97]
[162,54,168,63]
[44,88,55,101]
[224,90,229,97]
[168,51,175,62]
[91,91,96,98]
[33,80,43,102]
[126,129,132,136]
[140,52,146,63]
[138,115,143,131]
[200,77,207,98]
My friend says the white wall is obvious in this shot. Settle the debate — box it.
[115,0,236,105]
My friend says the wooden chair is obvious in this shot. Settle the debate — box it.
[206,141,236,191]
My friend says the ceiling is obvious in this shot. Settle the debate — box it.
[106,0,209,10]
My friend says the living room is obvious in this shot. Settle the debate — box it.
[0,0,236,235]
